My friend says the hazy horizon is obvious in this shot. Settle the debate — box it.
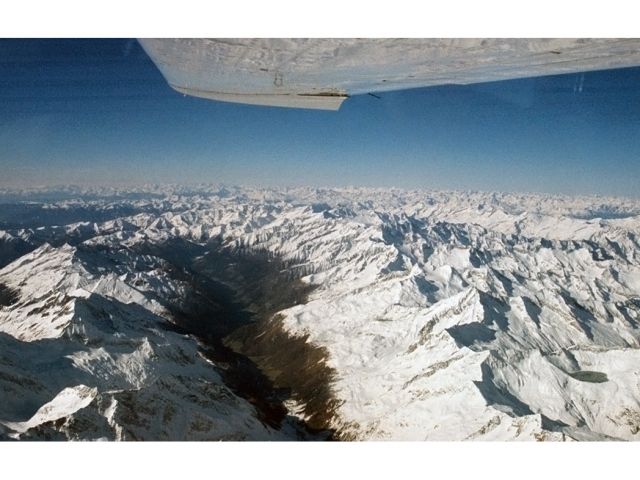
[2,182,640,204]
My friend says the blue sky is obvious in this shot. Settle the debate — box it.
[0,38,639,196]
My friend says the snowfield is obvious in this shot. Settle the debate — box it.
[1,185,639,440]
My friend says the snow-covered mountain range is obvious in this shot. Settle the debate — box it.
[1,185,639,440]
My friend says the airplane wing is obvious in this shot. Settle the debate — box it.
[139,38,640,111]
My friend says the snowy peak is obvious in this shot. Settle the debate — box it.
[1,186,640,440]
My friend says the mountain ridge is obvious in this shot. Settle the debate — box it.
[1,185,639,440]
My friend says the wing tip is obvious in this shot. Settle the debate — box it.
[171,85,347,111]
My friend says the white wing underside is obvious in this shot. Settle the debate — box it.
[139,38,640,110]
